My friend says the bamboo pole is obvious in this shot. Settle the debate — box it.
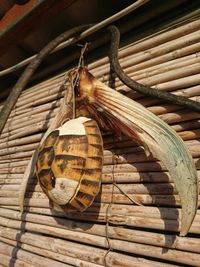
[99,60,200,88]
[0,252,35,267]
[0,143,38,156]
[0,16,200,267]
[3,119,53,141]
[1,157,200,175]
[0,211,200,266]
[0,240,69,267]
[0,138,199,164]
[1,26,200,119]
[4,74,199,134]
[0,115,199,152]
[89,19,200,69]
[0,236,99,267]
[92,40,200,82]
[0,228,176,267]
[0,183,186,197]
[4,83,199,137]
[118,42,200,81]
[1,192,199,208]
[1,217,200,256]
[0,60,199,138]
[0,133,42,149]
[0,23,93,136]
[3,203,200,221]
[19,73,64,99]
[0,170,191,184]
[0,120,199,156]
[6,50,200,116]
[1,82,199,139]
[2,109,57,134]
[126,54,200,80]
[14,51,200,108]
[5,100,60,130]
[15,84,63,108]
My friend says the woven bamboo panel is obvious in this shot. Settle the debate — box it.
[0,17,200,266]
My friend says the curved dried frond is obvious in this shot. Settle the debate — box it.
[77,67,198,236]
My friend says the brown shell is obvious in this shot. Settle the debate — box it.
[36,117,103,212]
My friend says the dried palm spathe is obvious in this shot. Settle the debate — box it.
[77,67,198,236]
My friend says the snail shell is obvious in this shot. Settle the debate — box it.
[36,117,103,211]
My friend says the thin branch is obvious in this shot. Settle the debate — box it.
[107,25,200,112]
[0,24,92,136]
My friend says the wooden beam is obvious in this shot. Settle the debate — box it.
[0,0,76,56]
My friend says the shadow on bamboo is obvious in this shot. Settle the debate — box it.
[107,132,178,252]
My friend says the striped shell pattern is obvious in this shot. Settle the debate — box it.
[36,117,103,211]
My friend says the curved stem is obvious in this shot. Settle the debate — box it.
[107,25,200,112]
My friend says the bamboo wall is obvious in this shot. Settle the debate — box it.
[0,17,200,266]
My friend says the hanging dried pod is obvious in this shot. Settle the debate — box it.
[36,117,103,211]
[76,67,198,236]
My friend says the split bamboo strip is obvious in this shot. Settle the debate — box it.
[1,111,56,139]
[0,158,30,164]
[0,151,33,160]
[1,77,194,131]
[93,52,199,83]
[7,50,200,114]
[0,167,26,174]
[14,91,62,113]
[14,51,200,109]
[159,110,200,124]
[7,100,60,125]
[13,18,200,102]
[4,119,53,141]
[113,71,200,97]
